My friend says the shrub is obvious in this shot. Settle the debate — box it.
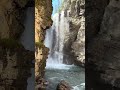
[35,41,44,48]
[0,38,22,49]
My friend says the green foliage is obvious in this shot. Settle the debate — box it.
[35,41,44,48]
[0,38,22,49]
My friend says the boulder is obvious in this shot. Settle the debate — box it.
[57,80,72,90]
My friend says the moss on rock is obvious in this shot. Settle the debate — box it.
[35,41,44,48]
[0,38,23,49]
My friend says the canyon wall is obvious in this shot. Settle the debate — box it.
[35,0,53,89]
[60,0,85,66]
[0,0,34,90]
[71,0,85,66]
[86,0,120,89]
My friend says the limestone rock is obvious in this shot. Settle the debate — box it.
[60,0,85,66]
[57,80,72,90]
[35,0,53,89]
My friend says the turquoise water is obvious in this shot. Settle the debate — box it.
[45,65,85,90]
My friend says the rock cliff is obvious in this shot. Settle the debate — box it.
[86,0,120,89]
[35,0,53,89]
[0,0,34,89]
[60,0,85,66]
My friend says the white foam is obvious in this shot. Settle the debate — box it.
[46,63,75,70]
[72,86,80,90]
[80,83,85,87]
[72,83,85,90]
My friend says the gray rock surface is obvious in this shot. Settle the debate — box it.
[87,0,120,89]
[60,0,85,66]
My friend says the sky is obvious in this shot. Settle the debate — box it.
[52,0,63,15]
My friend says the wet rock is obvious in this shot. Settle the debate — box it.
[60,0,85,66]
[57,80,72,90]
[35,0,53,89]
[36,78,49,90]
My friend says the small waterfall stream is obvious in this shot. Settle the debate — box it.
[20,7,35,90]
[44,1,85,89]
[45,11,70,69]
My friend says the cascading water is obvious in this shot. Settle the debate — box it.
[44,0,85,90]
[44,11,70,69]
[20,7,35,90]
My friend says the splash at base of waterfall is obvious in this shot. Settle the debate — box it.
[46,63,75,70]
[45,65,85,90]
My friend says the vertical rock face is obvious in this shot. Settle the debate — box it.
[35,0,53,88]
[87,0,120,89]
[71,0,85,66]
[0,0,34,89]
[60,0,85,66]
[86,0,109,42]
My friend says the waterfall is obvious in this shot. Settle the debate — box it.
[45,1,85,90]
[44,10,70,69]
[20,7,35,90]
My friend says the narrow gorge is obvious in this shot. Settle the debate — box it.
[1,0,120,90]
[35,0,85,90]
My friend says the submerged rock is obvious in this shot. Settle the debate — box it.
[36,78,49,90]
[57,80,72,90]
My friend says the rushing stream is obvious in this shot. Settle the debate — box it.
[44,1,85,89]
